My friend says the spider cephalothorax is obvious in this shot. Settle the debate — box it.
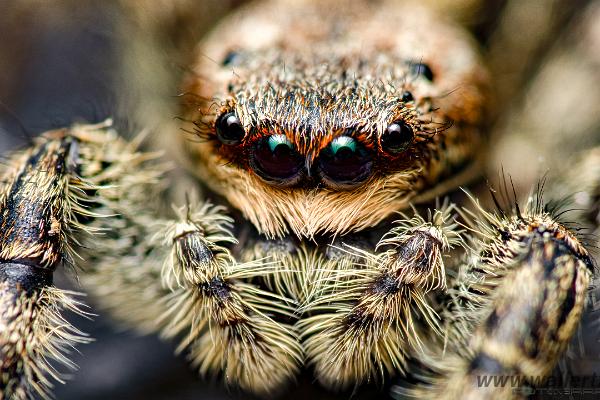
[182,0,488,238]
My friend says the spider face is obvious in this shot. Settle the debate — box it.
[183,0,488,239]
[212,86,426,190]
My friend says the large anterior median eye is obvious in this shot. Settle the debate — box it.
[318,136,372,188]
[251,134,304,186]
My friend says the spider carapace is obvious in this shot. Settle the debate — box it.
[0,0,596,399]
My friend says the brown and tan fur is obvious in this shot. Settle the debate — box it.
[182,0,488,238]
[399,196,593,399]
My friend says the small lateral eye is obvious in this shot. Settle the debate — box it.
[215,112,245,145]
[401,91,414,102]
[221,50,239,66]
[410,62,434,81]
[381,121,414,154]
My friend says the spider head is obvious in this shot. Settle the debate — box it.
[181,1,488,239]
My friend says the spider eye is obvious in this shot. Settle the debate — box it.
[410,62,434,81]
[319,136,372,187]
[221,50,240,66]
[381,121,414,154]
[215,112,245,145]
[251,134,304,186]
[401,91,414,102]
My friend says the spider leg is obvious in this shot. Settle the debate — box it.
[57,128,301,394]
[395,193,594,399]
[85,203,303,395]
[297,204,463,390]
[0,119,178,398]
[151,202,303,395]
[0,121,302,397]
[0,123,119,399]
[86,204,304,395]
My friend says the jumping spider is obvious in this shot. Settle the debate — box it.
[1,0,598,399]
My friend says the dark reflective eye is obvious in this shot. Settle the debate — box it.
[318,136,372,188]
[215,112,245,145]
[251,134,304,186]
[221,50,240,66]
[401,91,414,102]
[381,121,414,153]
[410,62,434,81]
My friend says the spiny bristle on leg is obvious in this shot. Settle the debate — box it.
[64,122,174,333]
[80,213,168,333]
[61,125,304,395]
[396,186,593,399]
[164,282,302,395]
[298,204,461,389]
[458,188,593,284]
[158,202,237,289]
[243,239,347,305]
[0,127,102,271]
[157,202,302,395]
[377,202,464,291]
[299,278,435,389]
[0,284,90,400]
[0,124,120,399]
